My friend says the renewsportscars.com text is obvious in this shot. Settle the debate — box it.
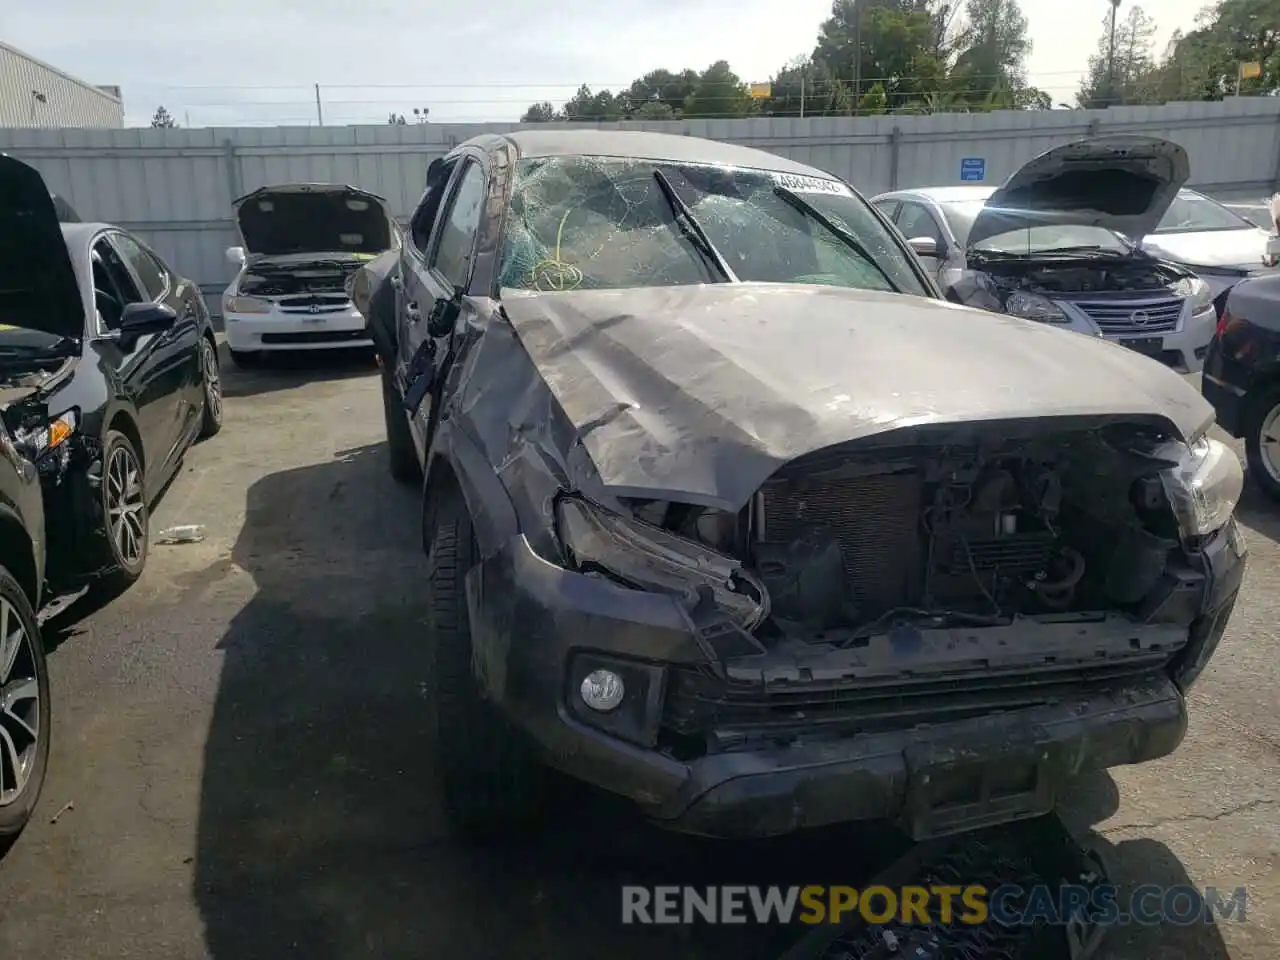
[621,884,1248,927]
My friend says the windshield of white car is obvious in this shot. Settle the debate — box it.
[499,157,928,296]
[939,199,1132,255]
[1154,191,1255,234]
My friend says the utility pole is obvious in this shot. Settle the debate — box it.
[314,83,324,126]
[1105,0,1122,107]
[852,1,863,115]
[799,73,806,118]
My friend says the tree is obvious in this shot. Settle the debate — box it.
[150,105,177,128]
[1077,5,1159,107]
[682,60,754,118]
[950,0,1032,108]
[521,101,561,122]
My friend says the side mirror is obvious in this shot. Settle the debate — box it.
[118,302,177,336]
[225,246,246,269]
[908,236,940,258]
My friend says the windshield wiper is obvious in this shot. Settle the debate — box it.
[772,187,901,293]
[652,170,738,282]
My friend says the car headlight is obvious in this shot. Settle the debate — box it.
[223,295,272,315]
[1005,291,1069,323]
[556,497,769,630]
[1171,276,1214,315]
[1156,436,1244,538]
[15,409,77,458]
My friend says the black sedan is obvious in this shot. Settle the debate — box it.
[1203,273,1280,500]
[0,409,51,854]
[361,130,1244,844]
[0,154,223,601]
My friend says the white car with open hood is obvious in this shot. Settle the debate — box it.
[872,136,1218,373]
[221,183,399,365]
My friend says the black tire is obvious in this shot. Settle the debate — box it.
[1245,383,1280,503]
[382,372,422,485]
[0,565,52,857]
[424,483,544,839]
[227,349,260,369]
[198,336,223,440]
[89,429,149,600]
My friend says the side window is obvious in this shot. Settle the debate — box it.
[91,237,144,329]
[896,202,945,248]
[409,159,458,252]
[112,233,169,301]
[873,200,900,222]
[430,162,486,289]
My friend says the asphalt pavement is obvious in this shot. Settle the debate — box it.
[0,350,1276,960]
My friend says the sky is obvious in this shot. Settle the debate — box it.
[8,0,1217,127]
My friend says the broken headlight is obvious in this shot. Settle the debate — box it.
[1005,291,1069,323]
[1156,436,1244,537]
[556,497,768,630]
[15,409,77,459]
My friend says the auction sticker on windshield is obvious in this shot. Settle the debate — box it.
[771,173,854,197]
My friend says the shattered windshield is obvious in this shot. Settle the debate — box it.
[939,200,1131,255]
[499,156,928,295]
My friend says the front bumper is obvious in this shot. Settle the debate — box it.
[465,526,1244,840]
[224,306,372,352]
[1051,301,1216,373]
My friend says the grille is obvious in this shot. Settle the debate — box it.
[278,294,350,314]
[761,470,922,617]
[260,329,369,345]
[1070,296,1182,334]
[662,656,1170,741]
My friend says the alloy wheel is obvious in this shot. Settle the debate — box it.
[0,597,40,807]
[106,445,146,567]
[202,339,223,424]
[1258,401,1280,485]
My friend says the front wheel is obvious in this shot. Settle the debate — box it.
[1245,384,1280,503]
[424,483,545,839]
[0,565,52,857]
[89,430,149,600]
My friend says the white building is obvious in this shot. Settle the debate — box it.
[0,40,124,128]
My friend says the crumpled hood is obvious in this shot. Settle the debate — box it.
[233,183,396,256]
[501,283,1214,510]
[968,136,1190,250]
[1141,226,1275,272]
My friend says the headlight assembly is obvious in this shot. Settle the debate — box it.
[15,409,77,459]
[1156,436,1244,538]
[223,295,272,315]
[1005,291,1070,323]
[1171,276,1214,315]
[556,497,769,631]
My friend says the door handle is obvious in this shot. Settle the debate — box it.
[405,301,421,322]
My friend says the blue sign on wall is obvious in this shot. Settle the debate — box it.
[960,157,986,182]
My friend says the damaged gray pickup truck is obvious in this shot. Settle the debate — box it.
[359,130,1248,842]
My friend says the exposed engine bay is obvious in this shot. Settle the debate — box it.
[972,253,1186,297]
[237,258,361,298]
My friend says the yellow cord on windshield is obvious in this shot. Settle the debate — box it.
[528,208,584,291]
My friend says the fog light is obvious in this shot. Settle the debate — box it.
[579,669,625,712]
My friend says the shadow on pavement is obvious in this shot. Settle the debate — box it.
[1235,481,1280,544]
[193,440,912,960]
[218,342,378,400]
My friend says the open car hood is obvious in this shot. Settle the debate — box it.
[0,154,85,341]
[233,183,396,257]
[967,136,1190,250]
[500,283,1214,511]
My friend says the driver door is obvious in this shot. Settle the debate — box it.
[398,155,488,460]
[90,235,176,493]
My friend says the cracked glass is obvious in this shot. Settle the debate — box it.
[499,156,928,296]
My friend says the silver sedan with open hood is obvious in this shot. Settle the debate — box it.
[873,136,1218,373]
[221,183,399,365]
[357,129,1247,843]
